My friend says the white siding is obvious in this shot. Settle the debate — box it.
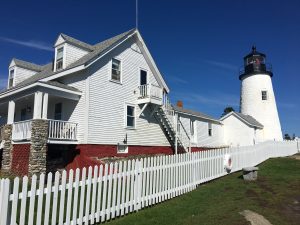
[178,114,225,147]
[59,71,88,143]
[65,43,89,68]
[87,39,168,146]
[222,115,256,146]
[14,67,37,86]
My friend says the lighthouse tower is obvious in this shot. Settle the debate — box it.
[239,46,283,141]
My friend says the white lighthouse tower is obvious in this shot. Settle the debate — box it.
[239,46,283,141]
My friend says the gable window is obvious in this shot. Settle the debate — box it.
[8,69,14,88]
[190,119,197,143]
[261,91,268,101]
[126,105,135,128]
[54,103,62,120]
[111,58,121,82]
[140,69,147,85]
[56,47,64,71]
[208,123,212,136]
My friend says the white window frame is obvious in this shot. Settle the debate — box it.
[8,67,15,88]
[190,119,197,143]
[117,144,128,154]
[125,103,136,129]
[208,123,213,137]
[139,67,148,86]
[261,90,268,101]
[110,58,122,84]
[54,44,66,72]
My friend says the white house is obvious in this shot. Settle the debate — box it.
[0,29,282,176]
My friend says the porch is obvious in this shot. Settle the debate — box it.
[0,81,81,144]
[12,119,78,143]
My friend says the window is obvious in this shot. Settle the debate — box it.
[111,58,121,82]
[208,123,212,136]
[21,108,27,121]
[117,144,128,153]
[56,47,64,71]
[8,69,14,88]
[140,70,147,85]
[190,120,197,143]
[54,103,62,120]
[126,105,135,128]
[261,91,268,101]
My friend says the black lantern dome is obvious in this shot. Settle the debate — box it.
[239,46,273,80]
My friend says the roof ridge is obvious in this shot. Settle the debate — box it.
[60,33,94,51]
[12,58,45,71]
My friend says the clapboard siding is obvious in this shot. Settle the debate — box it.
[59,71,88,143]
[87,38,168,146]
[222,115,255,146]
[65,43,89,68]
[179,114,225,147]
[14,67,37,86]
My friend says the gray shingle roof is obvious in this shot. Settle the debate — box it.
[60,33,94,51]
[173,106,220,122]
[0,29,135,95]
[41,81,81,92]
[235,112,263,128]
[13,58,45,72]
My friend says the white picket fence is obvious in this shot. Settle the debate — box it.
[0,141,298,225]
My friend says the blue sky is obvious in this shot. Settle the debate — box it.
[0,0,299,135]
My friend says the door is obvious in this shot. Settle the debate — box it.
[140,70,147,85]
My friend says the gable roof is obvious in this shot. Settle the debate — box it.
[173,106,221,123]
[59,33,94,51]
[220,111,263,128]
[0,28,169,97]
[11,58,45,72]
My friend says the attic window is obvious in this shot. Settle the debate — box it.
[208,123,212,136]
[56,47,64,71]
[8,69,14,88]
[111,58,121,82]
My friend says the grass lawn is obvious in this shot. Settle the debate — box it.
[105,155,300,225]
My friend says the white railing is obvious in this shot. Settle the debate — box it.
[12,120,32,141]
[138,84,163,100]
[48,120,78,141]
[0,141,298,225]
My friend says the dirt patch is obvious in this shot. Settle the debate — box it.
[240,210,272,225]
[290,155,300,160]
[279,196,300,224]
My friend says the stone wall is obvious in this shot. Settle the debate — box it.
[1,124,13,174]
[28,119,48,176]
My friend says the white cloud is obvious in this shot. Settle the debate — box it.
[168,76,189,84]
[173,91,239,108]
[0,37,53,51]
[202,59,238,72]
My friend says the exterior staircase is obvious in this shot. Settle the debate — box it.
[152,97,191,154]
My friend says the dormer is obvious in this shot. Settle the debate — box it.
[54,33,93,71]
[8,59,44,88]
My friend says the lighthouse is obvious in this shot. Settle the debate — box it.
[239,46,283,141]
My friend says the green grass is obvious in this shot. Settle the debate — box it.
[105,156,300,225]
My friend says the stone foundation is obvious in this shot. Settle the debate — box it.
[1,124,13,174]
[28,119,48,176]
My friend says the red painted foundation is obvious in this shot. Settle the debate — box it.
[65,144,174,171]
[11,144,30,176]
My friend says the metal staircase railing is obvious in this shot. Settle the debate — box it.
[155,93,191,153]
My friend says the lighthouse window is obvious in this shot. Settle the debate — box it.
[262,91,268,101]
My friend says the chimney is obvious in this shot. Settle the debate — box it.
[177,100,183,108]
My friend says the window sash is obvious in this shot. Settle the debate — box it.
[111,59,121,81]
[126,105,135,127]
[57,47,64,60]
[262,91,267,100]
[9,69,14,79]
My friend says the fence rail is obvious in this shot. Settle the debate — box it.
[138,84,163,100]
[0,141,298,225]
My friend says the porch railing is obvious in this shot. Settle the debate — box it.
[48,120,78,141]
[12,120,32,141]
[138,84,163,100]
